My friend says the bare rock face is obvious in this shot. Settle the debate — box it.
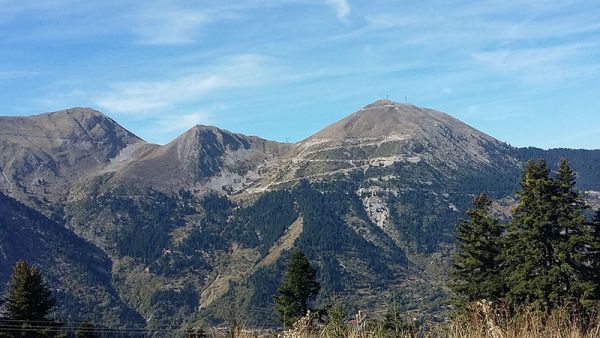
[0,108,144,211]
[107,125,293,194]
[310,100,492,140]
[250,99,516,191]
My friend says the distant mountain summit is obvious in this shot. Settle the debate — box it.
[0,107,141,153]
[0,108,144,211]
[308,99,494,142]
[1,100,599,333]
[105,124,291,193]
[254,100,513,191]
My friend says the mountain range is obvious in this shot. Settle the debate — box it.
[1,100,599,334]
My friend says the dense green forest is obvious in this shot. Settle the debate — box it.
[514,147,600,190]
[451,158,600,314]
[3,145,600,335]
[0,192,145,327]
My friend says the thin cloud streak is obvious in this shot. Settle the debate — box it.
[132,3,212,45]
[2,0,600,148]
[94,54,281,114]
[157,111,214,133]
[325,0,351,20]
[472,43,599,83]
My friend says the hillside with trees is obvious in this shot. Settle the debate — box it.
[1,102,599,335]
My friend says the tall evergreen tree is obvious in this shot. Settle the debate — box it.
[502,159,597,311]
[502,160,557,310]
[450,194,503,307]
[273,249,320,328]
[552,158,597,308]
[3,260,56,337]
[588,209,600,298]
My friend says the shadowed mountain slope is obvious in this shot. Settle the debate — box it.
[0,191,144,326]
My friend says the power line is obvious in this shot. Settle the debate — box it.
[0,319,175,327]
[0,319,188,333]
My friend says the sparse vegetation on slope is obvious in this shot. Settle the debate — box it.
[2,101,600,335]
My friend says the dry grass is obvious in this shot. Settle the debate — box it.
[445,301,600,338]
[199,302,600,338]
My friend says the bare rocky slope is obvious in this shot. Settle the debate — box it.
[250,100,516,192]
[105,124,292,194]
[0,108,148,216]
[1,100,599,335]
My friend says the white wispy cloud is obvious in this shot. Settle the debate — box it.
[0,70,38,80]
[325,0,350,21]
[96,75,224,113]
[95,54,280,114]
[472,43,597,82]
[157,111,214,132]
[129,1,303,45]
[131,2,213,45]
[356,0,600,86]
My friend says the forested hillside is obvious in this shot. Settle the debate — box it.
[514,147,600,190]
[1,102,599,335]
[0,192,144,327]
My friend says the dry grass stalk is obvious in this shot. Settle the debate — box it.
[223,305,600,338]
[280,310,316,338]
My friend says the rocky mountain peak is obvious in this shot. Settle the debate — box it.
[252,101,513,191]
[307,99,496,143]
[108,124,291,193]
[0,107,142,146]
[172,124,254,153]
[0,107,145,210]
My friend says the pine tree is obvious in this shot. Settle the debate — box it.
[502,159,597,311]
[450,193,503,307]
[587,209,600,299]
[4,260,56,336]
[273,249,320,328]
[502,160,556,310]
[552,158,597,309]
[321,302,348,338]
[381,303,411,336]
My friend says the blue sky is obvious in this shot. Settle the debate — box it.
[1,0,599,149]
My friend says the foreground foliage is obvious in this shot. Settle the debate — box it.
[273,249,321,328]
[190,303,600,337]
[445,302,600,338]
[1,260,57,337]
[451,159,600,314]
